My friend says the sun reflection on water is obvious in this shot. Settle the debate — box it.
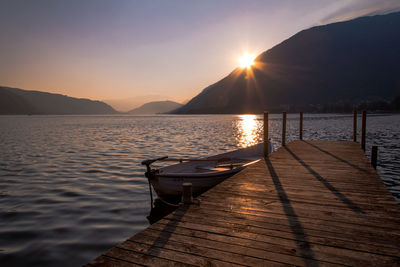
[235,115,261,148]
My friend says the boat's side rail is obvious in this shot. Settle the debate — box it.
[157,166,245,178]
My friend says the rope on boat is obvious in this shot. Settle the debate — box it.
[147,179,154,210]
[143,157,201,209]
[157,196,182,207]
[144,171,181,208]
[157,195,200,207]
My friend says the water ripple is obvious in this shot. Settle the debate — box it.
[0,114,399,266]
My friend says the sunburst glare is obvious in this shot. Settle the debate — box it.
[238,53,256,69]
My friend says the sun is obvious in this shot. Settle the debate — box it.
[238,53,256,69]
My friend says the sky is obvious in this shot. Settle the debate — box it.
[1,0,399,111]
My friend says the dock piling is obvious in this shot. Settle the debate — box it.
[353,110,357,142]
[299,112,303,140]
[361,111,366,151]
[282,111,287,146]
[182,183,193,204]
[371,146,378,169]
[264,111,269,157]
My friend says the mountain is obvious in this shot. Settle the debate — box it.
[174,12,400,114]
[0,86,118,115]
[104,94,172,112]
[128,100,182,114]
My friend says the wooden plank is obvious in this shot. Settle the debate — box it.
[208,187,399,211]
[94,246,190,266]
[198,194,400,223]
[84,255,144,267]
[179,202,400,237]
[155,216,400,261]
[164,208,400,251]
[127,231,290,266]
[134,226,340,267]
[205,188,400,214]
[119,239,246,267]
[87,140,400,266]
[148,219,396,266]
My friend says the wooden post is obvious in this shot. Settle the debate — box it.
[299,112,303,140]
[361,111,366,151]
[263,111,269,157]
[282,111,287,146]
[371,146,378,169]
[353,110,357,142]
[182,183,193,204]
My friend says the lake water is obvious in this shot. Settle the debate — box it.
[0,114,399,266]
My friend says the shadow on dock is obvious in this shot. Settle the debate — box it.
[145,205,189,258]
[303,141,369,173]
[147,198,179,225]
[284,145,364,214]
[265,157,319,266]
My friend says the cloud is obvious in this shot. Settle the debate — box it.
[319,0,400,24]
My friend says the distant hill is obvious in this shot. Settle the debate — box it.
[128,100,182,114]
[174,12,400,114]
[0,86,118,115]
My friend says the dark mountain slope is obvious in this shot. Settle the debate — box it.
[175,12,400,114]
[0,87,118,115]
[128,100,182,114]
[0,88,38,115]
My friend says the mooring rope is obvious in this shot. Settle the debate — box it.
[156,196,181,207]
[147,179,154,210]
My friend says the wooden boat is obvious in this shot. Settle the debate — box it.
[142,142,273,202]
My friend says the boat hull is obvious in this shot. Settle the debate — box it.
[145,142,273,202]
[150,169,242,201]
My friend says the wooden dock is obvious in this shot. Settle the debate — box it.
[86,140,400,266]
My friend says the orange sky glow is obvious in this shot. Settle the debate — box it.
[1,0,399,111]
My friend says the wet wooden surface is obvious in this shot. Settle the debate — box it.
[86,140,400,266]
